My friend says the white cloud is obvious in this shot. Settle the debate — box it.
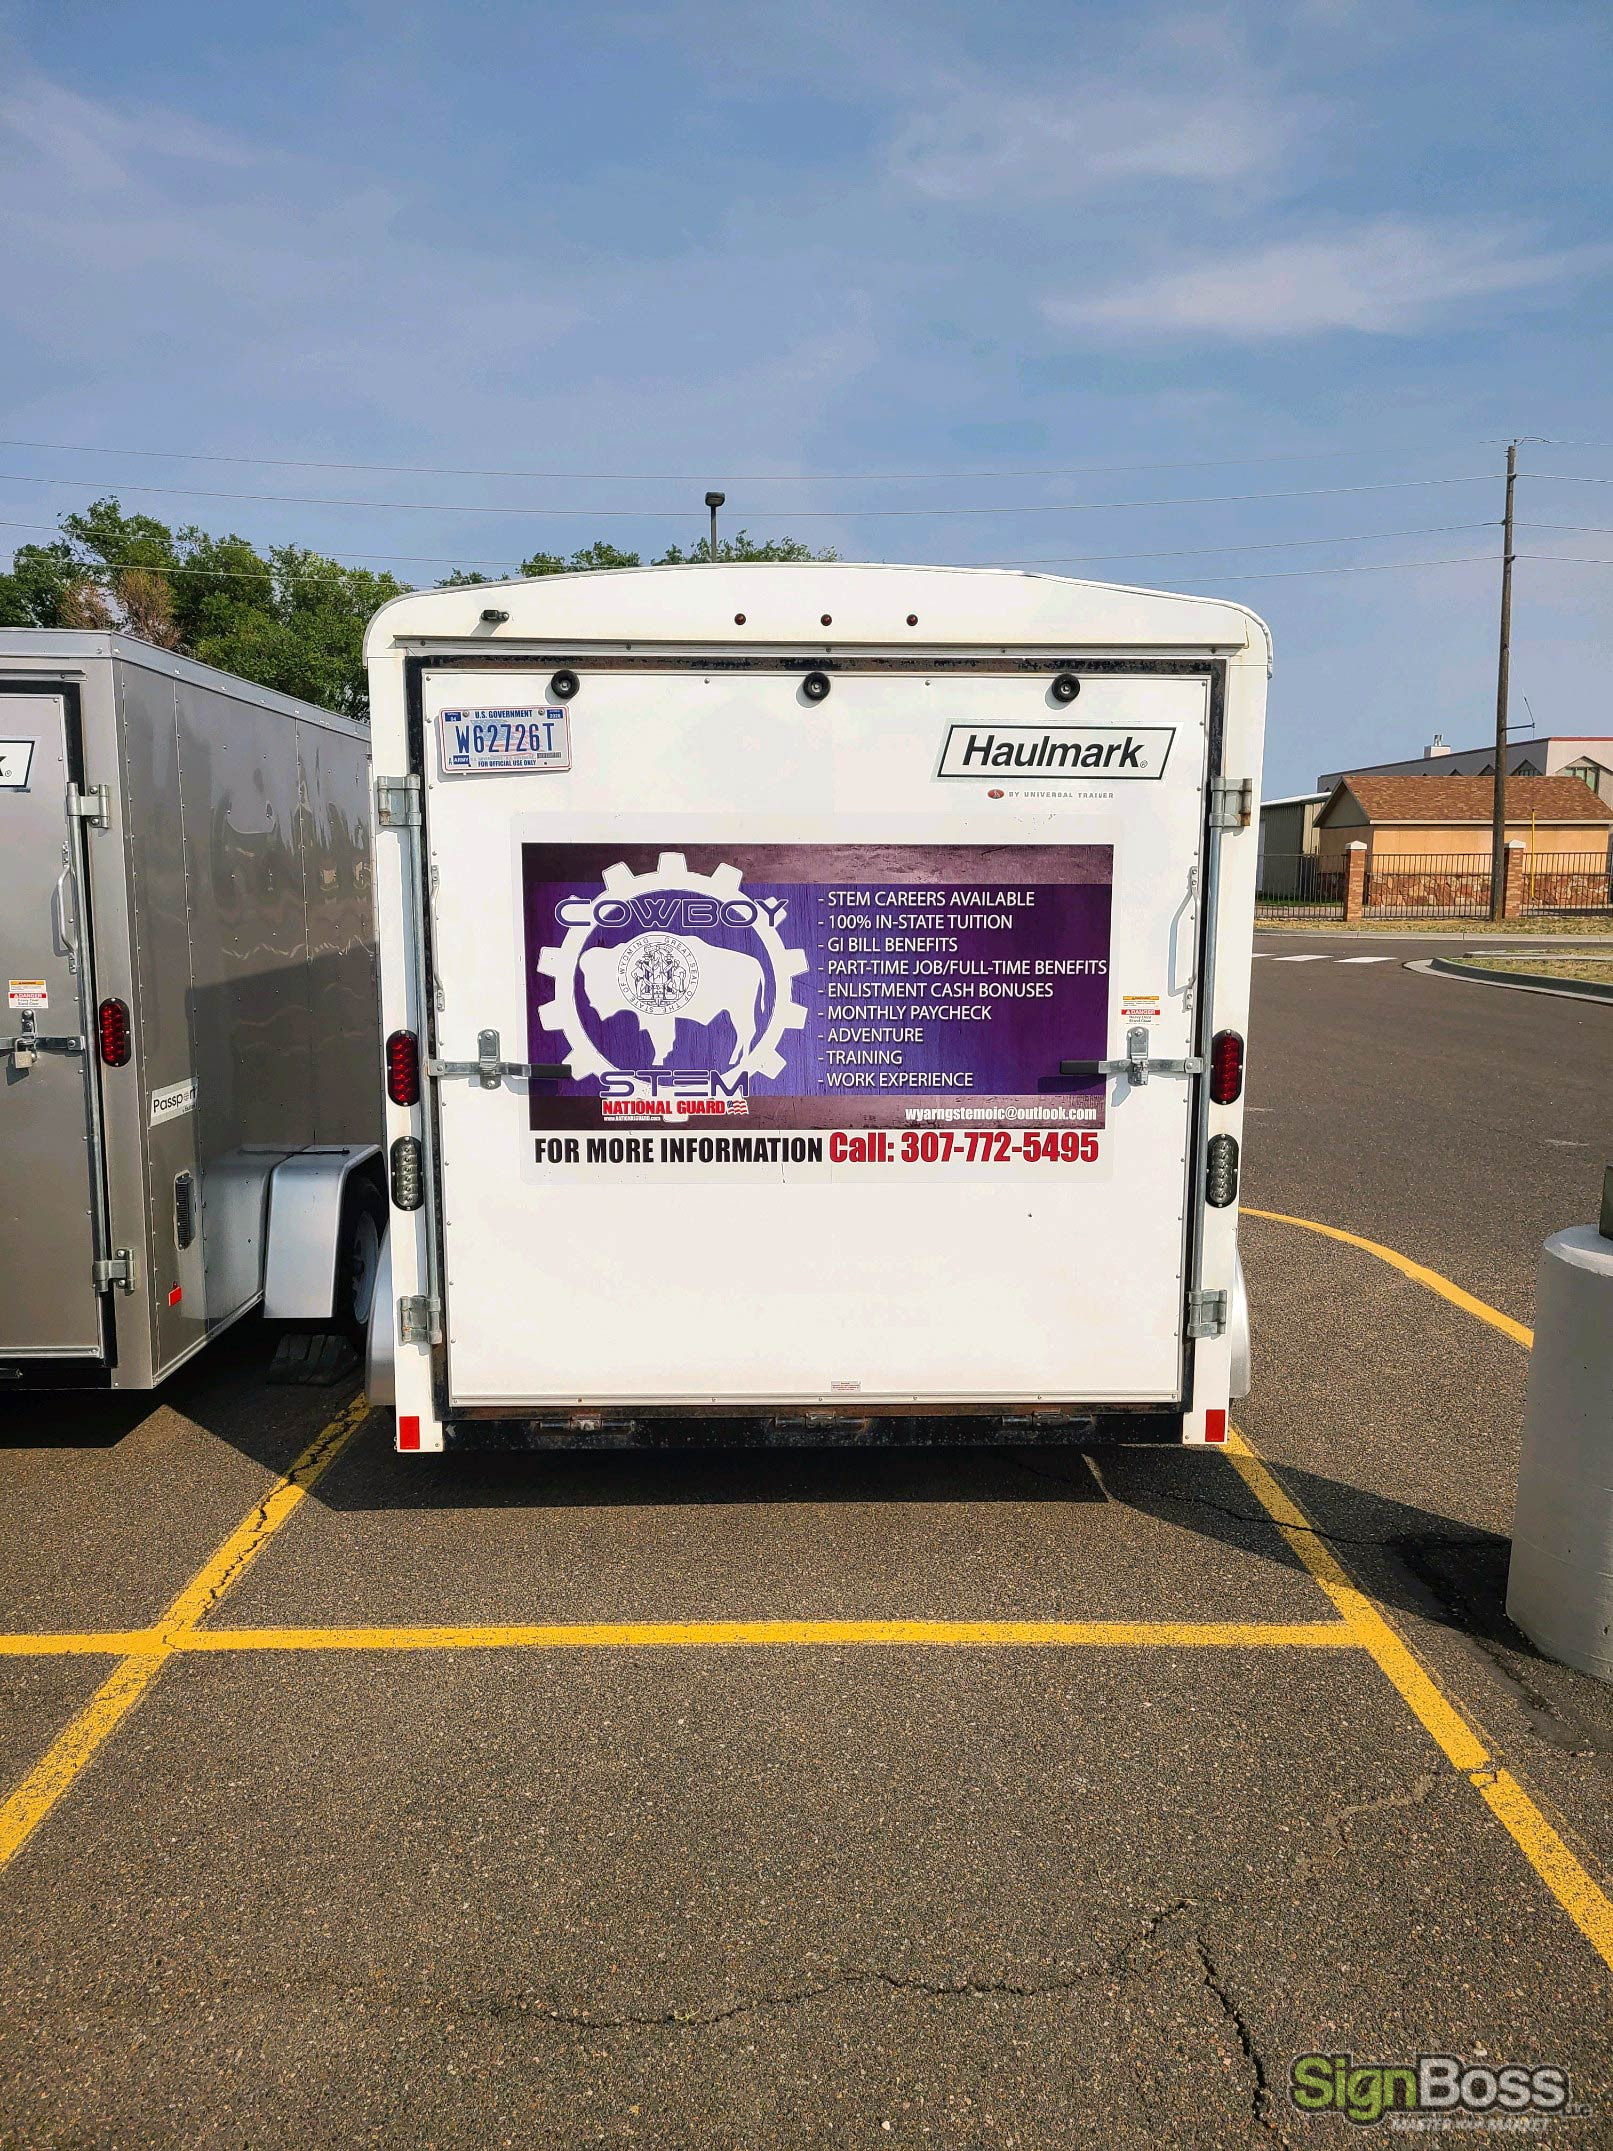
[0,74,252,194]
[887,78,1306,203]
[0,65,875,475]
[1044,218,1613,338]
[0,63,893,590]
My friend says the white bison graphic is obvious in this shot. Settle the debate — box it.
[578,933,766,1069]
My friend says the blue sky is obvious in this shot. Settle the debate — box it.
[1,0,1609,791]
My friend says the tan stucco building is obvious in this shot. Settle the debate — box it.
[1314,775,1613,869]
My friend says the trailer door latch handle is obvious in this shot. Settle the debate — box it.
[1060,1025,1205,1088]
[426,1029,569,1089]
[2,1012,86,1069]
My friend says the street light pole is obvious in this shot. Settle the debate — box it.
[1490,440,1517,921]
[705,491,725,565]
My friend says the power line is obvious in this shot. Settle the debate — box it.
[0,550,1516,590]
[0,515,1503,579]
[0,435,1489,484]
[989,524,1497,567]
[1130,554,1499,582]
[0,470,1502,520]
[0,513,524,574]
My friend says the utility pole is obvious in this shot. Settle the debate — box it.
[1490,440,1517,921]
[705,491,725,565]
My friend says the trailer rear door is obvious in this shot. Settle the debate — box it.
[416,660,1211,1412]
[0,693,105,1357]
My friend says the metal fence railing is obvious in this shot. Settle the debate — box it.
[1522,851,1613,914]
[1364,852,1493,919]
[1255,854,1344,920]
[1257,846,1613,921]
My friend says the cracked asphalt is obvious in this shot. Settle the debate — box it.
[1,933,1610,2148]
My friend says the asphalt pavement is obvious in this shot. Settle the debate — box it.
[1,936,1610,2149]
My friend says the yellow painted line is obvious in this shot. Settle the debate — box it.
[1474,1771,1613,1969]
[0,1394,369,1872]
[173,1617,1357,1652]
[1226,1428,1613,1974]
[0,1652,167,1867]
[0,1632,158,1657]
[1223,1432,1488,1769]
[1243,1207,1534,1348]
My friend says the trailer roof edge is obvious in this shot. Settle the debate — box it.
[0,629,366,735]
[363,563,1271,667]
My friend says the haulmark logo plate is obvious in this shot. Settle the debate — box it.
[937,724,1174,781]
[0,740,37,789]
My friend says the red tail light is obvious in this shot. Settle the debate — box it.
[1209,1029,1244,1105]
[97,998,131,1066]
[386,1029,420,1107]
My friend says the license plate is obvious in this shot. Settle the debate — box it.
[437,707,570,776]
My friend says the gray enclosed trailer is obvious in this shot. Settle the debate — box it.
[0,632,383,1391]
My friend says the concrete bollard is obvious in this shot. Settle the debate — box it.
[1506,1180,1613,1682]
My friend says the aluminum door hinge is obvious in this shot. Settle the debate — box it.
[375,774,421,829]
[1186,1288,1228,1340]
[67,782,111,830]
[93,1249,135,1294]
[1209,777,1253,832]
[1060,1025,1205,1088]
[427,1029,569,1090]
[398,1293,442,1346]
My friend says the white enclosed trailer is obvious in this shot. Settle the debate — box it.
[363,565,1266,1451]
[0,632,383,1392]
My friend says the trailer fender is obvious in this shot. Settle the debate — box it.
[1229,1241,1251,1401]
[263,1146,384,1322]
[365,1226,395,1407]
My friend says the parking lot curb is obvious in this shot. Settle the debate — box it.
[1421,956,1613,1003]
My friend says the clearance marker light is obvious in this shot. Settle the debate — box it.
[1206,1133,1240,1208]
[1209,1029,1244,1104]
[97,997,131,1066]
[390,1135,423,1211]
[385,1029,420,1107]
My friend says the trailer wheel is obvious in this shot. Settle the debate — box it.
[337,1177,387,1344]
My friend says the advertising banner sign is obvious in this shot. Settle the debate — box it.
[523,843,1112,1133]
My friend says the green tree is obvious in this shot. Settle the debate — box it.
[0,540,81,628]
[518,541,644,577]
[0,498,402,714]
[193,548,409,716]
[654,529,837,565]
[2,497,837,715]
